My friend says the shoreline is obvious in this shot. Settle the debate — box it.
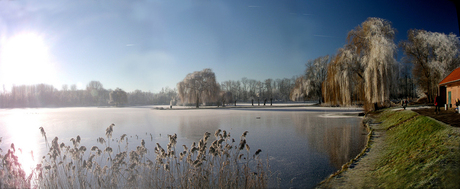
[152,103,364,111]
[316,113,383,188]
[317,108,460,188]
[153,104,316,110]
[316,115,374,187]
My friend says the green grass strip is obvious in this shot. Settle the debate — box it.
[376,109,418,130]
[374,110,460,188]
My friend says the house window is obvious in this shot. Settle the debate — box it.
[448,91,451,106]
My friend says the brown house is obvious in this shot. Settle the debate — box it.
[439,67,460,108]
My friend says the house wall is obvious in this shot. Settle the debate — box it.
[445,81,460,108]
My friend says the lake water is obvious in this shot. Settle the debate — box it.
[0,106,367,188]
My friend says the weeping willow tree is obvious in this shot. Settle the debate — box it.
[323,17,396,110]
[177,68,220,108]
[322,48,363,106]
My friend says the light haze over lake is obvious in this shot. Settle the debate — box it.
[0,106,366,188]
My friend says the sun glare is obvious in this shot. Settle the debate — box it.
[0,33,58,88]
[2,110,43,176]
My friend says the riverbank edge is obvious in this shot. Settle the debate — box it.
[152,104,316,110]
[316,114,374,187]
[152,104,366,111]
[316,108,460,188]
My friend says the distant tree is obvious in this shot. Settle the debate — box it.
[177,68,220,108]
[400,29,460,102]
[70,84,77,91]
[291,55,330,102]
[109,88,128,106]
[278,78,294,101]
[86,81,104,92]
[264,79,273,99]
[248,79,258,100]
[86,81,108,105]
[290,76,308,101]
[219,91,233,107]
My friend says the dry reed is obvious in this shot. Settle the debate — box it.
[0,125,269,188]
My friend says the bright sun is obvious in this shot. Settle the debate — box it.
[0,33,58,88]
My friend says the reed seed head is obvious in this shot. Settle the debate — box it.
[222,130,227,139]
[239,139,246,150]
[214,129,221,138]
[255,149,262,156]
[91,146,99,151]
[79,146,87,152]
[105,147,113,153]
[106,124,115,138]
[242,131,248,138]
[97,137,106,145]
[120,134,127,142]
[39,127,46,137]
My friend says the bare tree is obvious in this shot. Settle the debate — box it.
[264,79,273,99]
[86,81,104,92]
[400,29,460,102]
[290,76,308,101]
[291,55,330,102]
[109,88,128,106]
[70,84,77,91]
[219,91,233,107]
[86,81,108,105]
[241,77,249,101]
[177,68,220,108]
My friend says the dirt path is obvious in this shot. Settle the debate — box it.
[317,118,386,189]
[412,107,460,127]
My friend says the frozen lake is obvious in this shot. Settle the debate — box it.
[0,106,366,188]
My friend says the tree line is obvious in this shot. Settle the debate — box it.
[0,81,177,108]
[0,74,296,108]
[176,68,298,107]
[290,17,460,111]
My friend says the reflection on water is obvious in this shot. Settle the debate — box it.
[291,113,367,169]
[178,111,220,142]
[0,110,43,176]
[0,107,365,189]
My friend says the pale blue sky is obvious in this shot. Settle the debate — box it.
[0,0,458,92]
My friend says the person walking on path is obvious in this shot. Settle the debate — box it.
[456,99,460,113]
[435,96,439,114]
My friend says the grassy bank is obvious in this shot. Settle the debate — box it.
[373,109,460,188]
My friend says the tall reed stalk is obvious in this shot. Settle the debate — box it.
[0,125,269,188]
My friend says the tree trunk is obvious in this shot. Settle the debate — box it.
[196,95,199,108]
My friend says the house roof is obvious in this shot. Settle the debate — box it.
[439,67,460,86]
